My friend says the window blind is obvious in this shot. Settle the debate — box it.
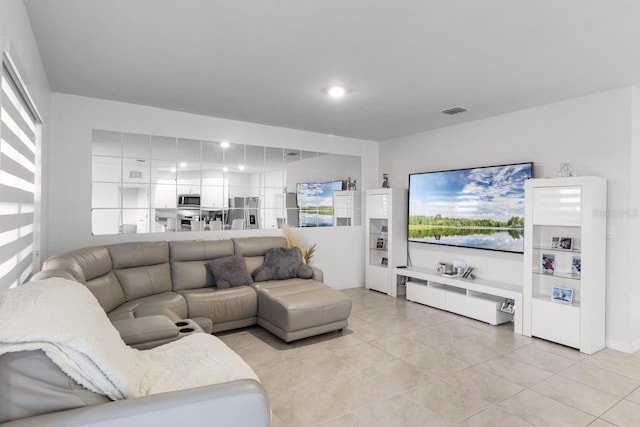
[0,54,40,289]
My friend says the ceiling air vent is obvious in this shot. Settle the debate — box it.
[441,106,468,115]
[129,170,143,179]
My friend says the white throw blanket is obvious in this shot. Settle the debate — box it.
[0,278,259,400]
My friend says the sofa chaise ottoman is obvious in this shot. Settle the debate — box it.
[234,237,352,342]
[253,280,352,342]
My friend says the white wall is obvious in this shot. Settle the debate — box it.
[379,87,639,352]
[631,87,640,350]
[0,0,52,273]
[46,93,378,289]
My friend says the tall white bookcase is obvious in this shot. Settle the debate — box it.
[365,188,407,296]
[523,177,606,354]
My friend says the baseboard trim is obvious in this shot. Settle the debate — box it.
[606,338,640,354]
[331,283,365,290]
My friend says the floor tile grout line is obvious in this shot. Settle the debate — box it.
[580,356,640,383]
[374,289,616,425]
[523,381,614,422]
[235,288,640,426]
[477,345,626,423]
[556,361,640,399]
[453,403,535,426]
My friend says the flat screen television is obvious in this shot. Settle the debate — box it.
[296,181,344,227]
[408,162,533,253]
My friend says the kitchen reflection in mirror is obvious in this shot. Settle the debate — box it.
[91,130,362,235]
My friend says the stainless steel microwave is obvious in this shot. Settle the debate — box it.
[177,194,201,207]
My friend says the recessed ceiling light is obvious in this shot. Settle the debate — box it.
[238,165,245,171]
[326,86,347,99]
[179,162,187,168]
[223,166,229,172]
[220,141,230,148]
[170,167,176,173]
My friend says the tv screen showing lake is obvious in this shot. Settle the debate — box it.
[408,163,531,253]
[299,213,334,227]
[408,226,524,252]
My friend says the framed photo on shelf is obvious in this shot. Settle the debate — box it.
[572,256,581,275]
[381,257,388,266]
[541,253,555,273]
[552,286,573,304]
[436,262,447,274]
[551,236,574,250]
[499,299,515,314]
[559,237,573,250]
[380,225,388,233]
[376,238,385,249]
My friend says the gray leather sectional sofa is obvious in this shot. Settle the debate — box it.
[33,236,352,345]
[0,236,352,426]
[0,350,271,427]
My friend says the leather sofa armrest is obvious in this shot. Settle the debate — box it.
[310,266,324,282]
[134,306,183,322]
[112,316,179,346]
[31,269,77,282]
[2,380,270,427]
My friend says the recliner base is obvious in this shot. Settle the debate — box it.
[257,317,348,342]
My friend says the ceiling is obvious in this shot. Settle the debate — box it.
[23,0,640,141]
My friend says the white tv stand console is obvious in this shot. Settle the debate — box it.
[395,266,523,335]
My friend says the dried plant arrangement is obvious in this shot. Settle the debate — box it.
[283,227,317,265]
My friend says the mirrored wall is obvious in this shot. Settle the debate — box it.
[91,130,362,235]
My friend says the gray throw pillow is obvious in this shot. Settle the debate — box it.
[263,247,304,280]
[206,255,253,289]
[252,265,273,282]
[297,264,313,279]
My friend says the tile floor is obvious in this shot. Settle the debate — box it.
[217,287,640,427]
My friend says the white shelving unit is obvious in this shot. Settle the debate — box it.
[523,177,606,354]
[365,188,406,296]
[333,190,360,226]
[397,266,522,333]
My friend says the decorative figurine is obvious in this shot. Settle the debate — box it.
[346,177,357,190]
[555,163,576,177]
[381,173,389,188]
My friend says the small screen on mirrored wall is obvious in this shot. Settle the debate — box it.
[408,162,533,253]
[296,181,344,227]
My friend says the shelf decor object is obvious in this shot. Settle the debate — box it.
[365,188,407,296]
[523,176,606,354]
